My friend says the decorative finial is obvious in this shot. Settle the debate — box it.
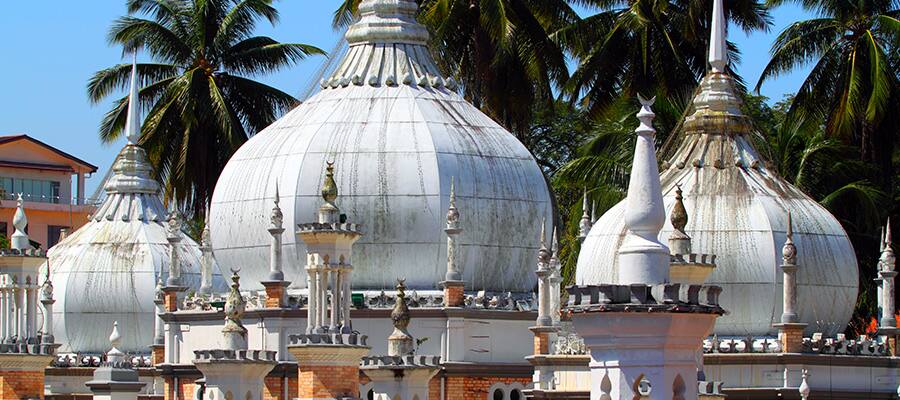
[11,193,30,250]
[881,218,895,272]
[271,182,284,230]
[579,189,592,241]
[125,52,142,145]
[550,227,559,257]
[155,277,164,301]
[783,211,797,266]
[107,321,125,364]
[222,269,248,350]
[671,185,688,232]
[392,278,410,331]
[167,202,182,239]
[708,0,728,73]
[321,161,338,204]
[446,177,460,231]
[41,266,53,301]
[537,218,551,268]
[591,200,597,224]
[799,369,810,400]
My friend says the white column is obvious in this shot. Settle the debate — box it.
[306,264,318,333]
[882,271,897,327]
[41,298,53,341]
[537,271,551,326]
[15,284,25,341]
[154,300,165,344]
[0,287,8,340]
[341,269,351,332]
[318,266,328,331]
[330,269,339,331]
[26,286,37,339]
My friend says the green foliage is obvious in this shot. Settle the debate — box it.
[89,0,324,214]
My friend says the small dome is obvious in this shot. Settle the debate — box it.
[46,59,225,353]
[210,0,552,292]
[577,71,859,337]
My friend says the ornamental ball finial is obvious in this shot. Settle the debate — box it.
[321,161,338,204]
[670,184,688,232]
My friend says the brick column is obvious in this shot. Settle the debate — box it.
[288,337,370,400]
[262,281,290,309]
[774,323,807,353]
[0,355,54,400]
[441,281,465,308]
[529,327,556,355]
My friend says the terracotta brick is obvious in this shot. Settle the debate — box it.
[297,366,360,400]
[444,286,465,308]
[163,292,179,312]
[533,332,550,355]
[264,285,286,308]
[442,376,530,400]
[263,376,297,400]
[150,345,165,366]
[0,370,46,400]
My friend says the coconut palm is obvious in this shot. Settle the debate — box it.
[563,0,771,119]
[756,0,900,179]
[333,0,577,139]
[88,0,323,213]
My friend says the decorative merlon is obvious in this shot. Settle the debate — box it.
[566,283,724,315]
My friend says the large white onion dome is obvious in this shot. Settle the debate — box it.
[576,0,858,337]
[45,59,225,353]
[210,0,552,293]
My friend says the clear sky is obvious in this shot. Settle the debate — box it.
[0,1,812,197]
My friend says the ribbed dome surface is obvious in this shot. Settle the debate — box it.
[210,0,551,293]
[46,144,225,353]
[576,71,859,337]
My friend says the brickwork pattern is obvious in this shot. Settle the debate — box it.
[779,326,804,353]
[533,332,550,355]
[263,376,297,400]
[444,376,531,400]
[428,376,441,400]
[297,366,360,400]
[0,370,45,400]
[264,285,285,308]
[165,377,199,400]
[150,345,165,366]
[444,286,464,308]
[163,292,179,312]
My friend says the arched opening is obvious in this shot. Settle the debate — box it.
[367,389,374,400]
[492,388,504,400]
[509,389,521,400]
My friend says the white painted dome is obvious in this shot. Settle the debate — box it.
[210,0,551,293]
[576,70,859,337]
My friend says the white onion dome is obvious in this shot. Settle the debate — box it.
[576,69,859,336]
[44,58,225,353]
[210,0,552,292]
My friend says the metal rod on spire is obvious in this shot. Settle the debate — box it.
[709,0,728,73]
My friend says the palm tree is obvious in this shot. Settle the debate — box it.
[563,0,771,120]
[88,0,323,213]
[756,0,900,182]
[333,0,577,139]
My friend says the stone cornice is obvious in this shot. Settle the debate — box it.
[0,354,54,371]
[161,307,536,322]
[704,352,900,368]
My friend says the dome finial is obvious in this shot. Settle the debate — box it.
[881,218,895,272]
[709,0,728,73]
[321,161,338,204]
[783,211,797,266]
[579,188,592,242]
[125,51,141,145]
[107,321,125,364]
[668,184,692,255]
[446,177,460,231]
[271,181,283,230]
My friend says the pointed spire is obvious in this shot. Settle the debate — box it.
[881,218,895,272]
[537,218,551,269]
[11,194,30,250]
[388,278,413,356]
[668,185,692,255]
[446,176,460,231]
[222,269,248,350]
[125,52,142,145]
[591,200,597,224]
[617,95,669,285]
[579,189,592,241]
[271,181,284,230]
[782,211,797,266]
[708,0,728,73]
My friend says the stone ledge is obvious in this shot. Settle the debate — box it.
[566,283,724,315]
[193,349,277,363]
[288,333,368,347]
[0,353,54,371]
[360,354,440,369]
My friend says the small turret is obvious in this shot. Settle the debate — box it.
[222,270,248,350]
[388,279,413,356]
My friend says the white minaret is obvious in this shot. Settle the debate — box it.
[780,212,800,324]
[578,189,592,243]
[549,228,562,326]
[879,219,897,330]
[124,53,142,145]
[441,177,466,307]
[535,221,552,327]
[198,209,214,295]
[617,96,669,285]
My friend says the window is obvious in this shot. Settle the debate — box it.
[492,389,504,400]
[0,177,62,204]
[509,390,521,400]
[48,226,69,248]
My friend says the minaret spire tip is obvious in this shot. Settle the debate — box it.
[709,0,728,73]
[125,51,141,145]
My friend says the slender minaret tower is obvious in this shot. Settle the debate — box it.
[198,206,214,295]
[194,271,276,400]
[86,322,146,400]
[0,201,57,400]
[548,229,562,326]
[290,162,369,400]
[441,177,465,307]
[261,184,290,308]
[161,203,187,312]
[774,212,808,353]
[878,218,898,354]
[567,96,724,400]
[150,278,165,365]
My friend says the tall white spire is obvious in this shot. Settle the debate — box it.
[709,0,728,72]
[617,96,669,285]
[124,52,141,145]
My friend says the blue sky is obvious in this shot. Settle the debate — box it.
[0,1,812,196]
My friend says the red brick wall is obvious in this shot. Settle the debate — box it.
[263,376,297,400]
[428,376,441,400]
[444,376,531,400]
[297,366,360,400]
[264,285,285,309]
[165,377,200,400]
[0,370,46,400]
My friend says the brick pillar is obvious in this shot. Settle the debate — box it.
[163,291,179,312]
[150,344,165,365]
[288,340,369,400]
[262,281,290,309]
[529,327,555,355]
[774,323,807,353]
[442,281,465,308]
[0,355,54,400]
